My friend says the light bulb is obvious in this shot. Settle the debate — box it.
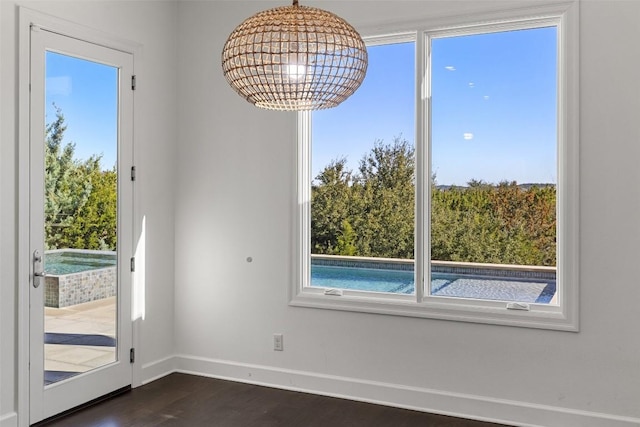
[286,64,306,80]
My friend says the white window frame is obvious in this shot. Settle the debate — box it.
[291,1,579,331]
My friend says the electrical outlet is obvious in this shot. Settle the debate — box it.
[273,333,284,351]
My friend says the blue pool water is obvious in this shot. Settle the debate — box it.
[311,265,556,304]
[45,251,117,275]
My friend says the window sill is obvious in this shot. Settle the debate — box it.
[290,289,578,332]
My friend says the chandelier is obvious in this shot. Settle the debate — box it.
[221,0,368,111]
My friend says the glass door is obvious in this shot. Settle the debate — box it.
[29,27,134,424]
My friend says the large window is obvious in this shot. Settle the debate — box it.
[293,6,579,331]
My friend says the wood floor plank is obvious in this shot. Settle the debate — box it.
[38,373,509,427]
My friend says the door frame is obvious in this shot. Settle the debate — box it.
[17,7,142,426]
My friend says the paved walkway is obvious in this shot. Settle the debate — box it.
[45,297,116,384]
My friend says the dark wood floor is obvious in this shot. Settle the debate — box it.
[39,373,508,426]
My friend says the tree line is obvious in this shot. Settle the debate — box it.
[311,137,556,266]
[45,106,117,251]
[46,108,556,266]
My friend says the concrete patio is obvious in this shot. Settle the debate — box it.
[44,296,116,384]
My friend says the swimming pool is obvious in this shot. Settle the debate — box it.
[45,250,117,275]
[310,265,556,304]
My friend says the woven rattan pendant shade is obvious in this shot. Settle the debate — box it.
[221,0,368,111]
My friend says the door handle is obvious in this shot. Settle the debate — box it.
[33,249,46,288]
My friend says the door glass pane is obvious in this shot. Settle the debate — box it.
[43,52,118,385]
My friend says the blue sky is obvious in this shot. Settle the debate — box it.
[46,51,118,170]
[312,26,557,186]
[45,26,557,185]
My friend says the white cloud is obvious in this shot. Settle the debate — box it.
[468,82,475,88]
[483,95,490,100]
[463,133,474,140]
[445,66,456,71]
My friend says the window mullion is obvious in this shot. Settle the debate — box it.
[298,111,312,293]
[415,31,428,303]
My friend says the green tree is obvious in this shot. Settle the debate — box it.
[335,220,357,256]
[45,106,93,249]
[431,181,556,266]
[67,166,117,250]
[311,158,354,254]
[352,137,415,259]
[44,105,117,251]
[310,134,556,266]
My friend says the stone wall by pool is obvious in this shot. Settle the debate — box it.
[44,250,117,308]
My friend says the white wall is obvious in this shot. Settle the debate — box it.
[1,1,177,424]
[174,1,640,426]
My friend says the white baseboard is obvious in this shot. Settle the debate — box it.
[166,354,640,427]
[0,412,17,427]
[139,355,176,386]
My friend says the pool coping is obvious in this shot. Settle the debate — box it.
[311,254,556,281]
[46,248,117,257]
